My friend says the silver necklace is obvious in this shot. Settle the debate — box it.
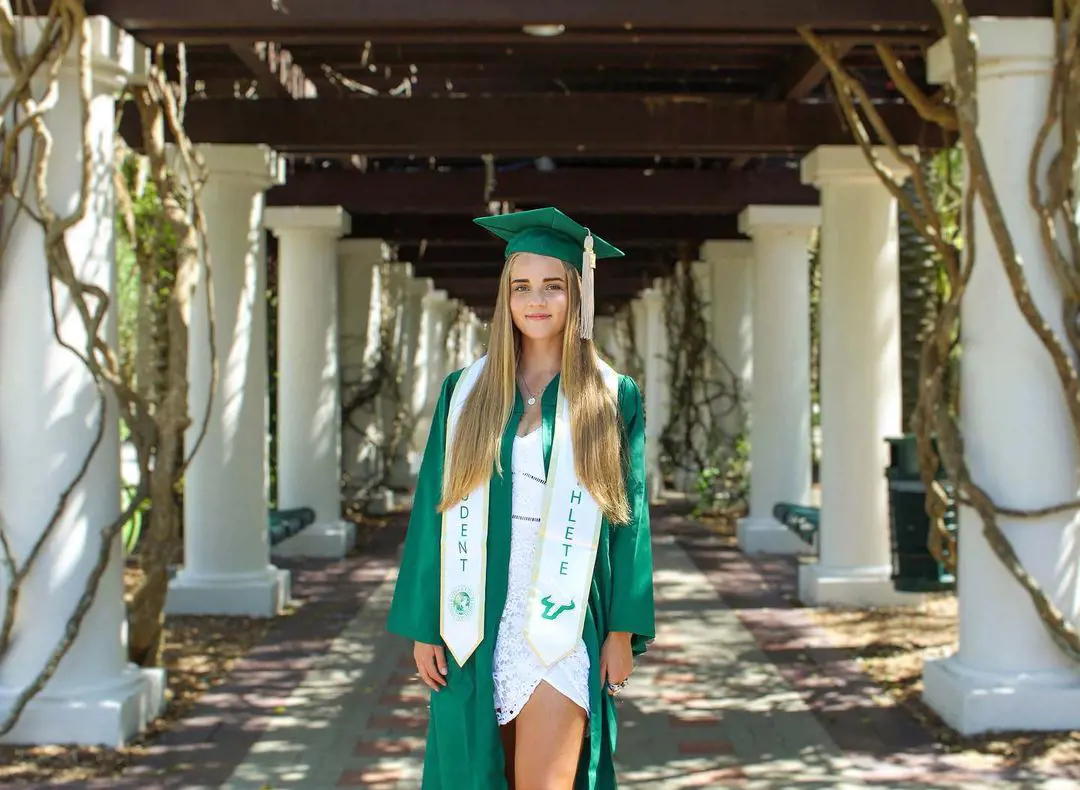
[518,374,551,407]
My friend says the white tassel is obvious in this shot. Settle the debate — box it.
[580,231,596,340]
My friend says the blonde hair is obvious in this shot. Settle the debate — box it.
[438,253,631,524]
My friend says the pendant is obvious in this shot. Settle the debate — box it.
[527,397,537,406]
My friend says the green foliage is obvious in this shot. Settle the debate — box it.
[898,147,963,427]
[691,430,750,517]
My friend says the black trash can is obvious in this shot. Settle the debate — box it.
[885,435,957,593]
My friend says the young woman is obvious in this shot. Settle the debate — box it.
[387,207,655,790]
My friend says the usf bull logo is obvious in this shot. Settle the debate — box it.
[540,595,576,621]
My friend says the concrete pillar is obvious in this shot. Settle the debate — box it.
[265,207,355,558]
[0,18,163,746]
[462,311,480,365]
[736,206,820,555]
[412,290,456,467]
[701,240,754,437]
[338,239,384,486]
[640,287,669,501]
[472,313,490,358]
[169,146,290,617]
[389,276,432,487]
[797,145,912,606]
[593,315,619,365]
[922,17,1080,735]
[627,296,643,382]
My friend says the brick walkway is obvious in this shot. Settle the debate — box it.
[60,509,1077,790]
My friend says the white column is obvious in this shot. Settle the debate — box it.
[701,240,754,436]
[412,290,455,466]
[0,18,163,746]
[472,313,490,357]
[922,18,1080,735]
[168,146,290,617]
[593,315,619,364]
[797,146,912,607]
[462,312,480,365]
[265,207,355,558]
[640,287,669,501]
[389,276,432,487]
[736,206,820,555]
[338,239,384,485]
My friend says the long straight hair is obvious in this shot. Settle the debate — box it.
[437,254,631,524]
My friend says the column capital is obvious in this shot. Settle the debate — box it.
[801,145,911,187]
[408,277,434,297]
[265,206,350,237]
[640,287,664,307]
[701,240,754,263]
[738,205,821,238]
[200,144,285,191]
[928,17,1055,84]
[0,16,139,92]
[422,288,450,306]
[338,238,387,263]
[384,261,414,279]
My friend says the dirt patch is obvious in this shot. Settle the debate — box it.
[0,599,274,785]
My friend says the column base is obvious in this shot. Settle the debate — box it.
[0,664,165,748]
[387,456,417,490]
[737,516,815,555]
[923,654,1080,735]
[365,488,396,515]
[797,563,922,607]
[166,566,290,617]
[271,519,356,559]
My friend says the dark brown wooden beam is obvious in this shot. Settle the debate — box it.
[348,213,740,243]
[149,30,939,47]
[119,96,949,156]
[436,276,648,303]
[88,0,1050,36]
[269,167,817,214]
[412,261,675,279]
[225,42,315,98]
[771,43,855,99]
[396,243,680,264]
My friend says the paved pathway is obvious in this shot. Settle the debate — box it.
[71,509,1077,790]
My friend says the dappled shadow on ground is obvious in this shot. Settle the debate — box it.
[661,503,1080,782]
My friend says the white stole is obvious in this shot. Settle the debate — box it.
[439,355,619,668]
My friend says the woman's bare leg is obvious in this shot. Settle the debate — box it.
[512,682,586,790]
[500,720,517,788]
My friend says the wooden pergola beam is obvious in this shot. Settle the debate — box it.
[410,261,676,280]
[772,43,856,99]
[348,213,740,243]
[269,168,818,214]
[397,243,680,265]
[437,276,648,304]
[88,0,1050,35]
[226,42,316,99]
[119,96,947,156]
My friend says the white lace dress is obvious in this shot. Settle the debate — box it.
[492,428,592,725]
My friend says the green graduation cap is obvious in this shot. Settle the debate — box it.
[472,207,625,339]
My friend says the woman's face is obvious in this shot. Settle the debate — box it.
[508,252,570,341]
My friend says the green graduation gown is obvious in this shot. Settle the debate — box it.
[387,367,656,789]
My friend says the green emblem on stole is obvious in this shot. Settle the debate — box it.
[450,586,474,620]
[540,595,576,621]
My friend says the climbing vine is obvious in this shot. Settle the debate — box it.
[658,261,749,513]
[0,1,213,732]
[802,0,1080,661]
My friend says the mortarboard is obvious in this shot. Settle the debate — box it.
[473,207,624,340]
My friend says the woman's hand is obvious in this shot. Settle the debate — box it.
[414,641,448,692]
[600,631,633,695]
